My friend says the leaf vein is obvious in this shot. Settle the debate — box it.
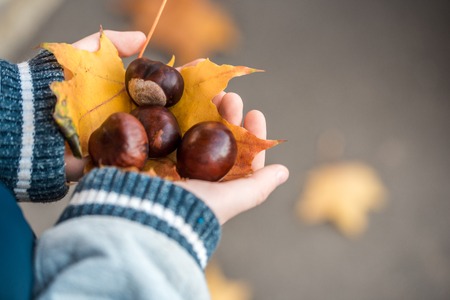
[79,88,128,122]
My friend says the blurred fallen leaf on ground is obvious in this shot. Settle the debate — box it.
[206,261,252,300]
[296,161,387,237]
[120,0,240,64]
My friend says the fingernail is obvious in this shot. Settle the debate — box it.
[276,169,289,184]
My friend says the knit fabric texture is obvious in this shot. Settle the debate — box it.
[57,167,221,269]
[0,51,68,202]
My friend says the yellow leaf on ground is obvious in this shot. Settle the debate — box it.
[42,30,135,157]
[206,262,252,300]
[297,161,387,237]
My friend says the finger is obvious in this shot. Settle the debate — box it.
[64,143,88,182]
[243,110,267,170]
[217,93,243,126]
[212,164,289,223]
[211,91,226,107]
[72,30,146,58]
[175,164,289,224]
[71,32,101,52]
[104,30,146,57]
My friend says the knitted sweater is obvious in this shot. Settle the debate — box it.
[0,52,220,299]
[0,51,67,202]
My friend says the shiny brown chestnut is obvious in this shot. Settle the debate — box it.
[88,112,149,169]
[125,57,184,107]
[131,105,181,158]
[176,121,237,181]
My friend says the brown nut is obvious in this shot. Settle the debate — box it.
[88,112,149,169]
[131,105,181,158]
[176,121,237,181]
[125,57,184,107]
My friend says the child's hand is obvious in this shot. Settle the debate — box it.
[64,31,289,222]
[175,92,289,224]
[65,30,146,181]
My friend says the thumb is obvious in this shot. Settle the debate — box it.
[175,164,289,224]
[208,164,289,224]
[72,30,146,57]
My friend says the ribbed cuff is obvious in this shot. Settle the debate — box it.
[0,51,68,202]
[57,167,221,269]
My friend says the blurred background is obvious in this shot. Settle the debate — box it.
[2,0,450,299]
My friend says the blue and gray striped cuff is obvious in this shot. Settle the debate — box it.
[57,167,221,269]
[0,51,68,202]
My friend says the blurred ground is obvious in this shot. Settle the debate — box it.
[3,0,450,299]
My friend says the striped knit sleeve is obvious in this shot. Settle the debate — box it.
[56,167,221,269]
[0,51,68,202]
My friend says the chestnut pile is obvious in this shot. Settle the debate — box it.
[88,58,237,181]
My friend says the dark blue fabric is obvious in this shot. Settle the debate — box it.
[28,51,68,202]
[0,182,35,300]
[1,53,68,202]
[0,59,22,192]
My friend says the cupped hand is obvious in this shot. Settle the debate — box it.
[64,32,289,224]
[175,92,289,224]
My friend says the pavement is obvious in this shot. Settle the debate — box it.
[6,0,450,299]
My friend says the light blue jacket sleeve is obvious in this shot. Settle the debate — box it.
[33,167,221,299]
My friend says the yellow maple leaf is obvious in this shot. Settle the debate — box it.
[297,161,387,237]
[171,59,257,134]
[42,31,135,158]
[120,0,239,64]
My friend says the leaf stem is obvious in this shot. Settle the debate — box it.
[138,0,168,58]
